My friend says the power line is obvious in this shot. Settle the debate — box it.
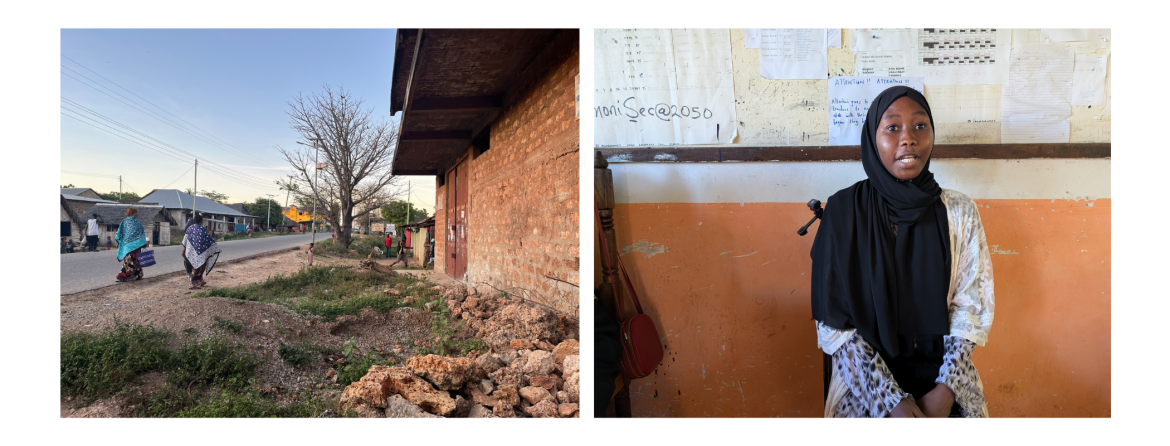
[61,102,281,191]
[61,170,119,179]
[160,165,195,189]
[60,109,280,193]
[59,70,283,176]
[60,59,281,170]
[61,97,276,186]
[62,55,278,168]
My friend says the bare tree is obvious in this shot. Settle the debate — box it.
[276,85,402,248]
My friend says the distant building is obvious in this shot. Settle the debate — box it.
[137,189,255,237]
[78,204,179,247]
[60,190,117,242]
[61,187,103,200]
[390,29,579,313]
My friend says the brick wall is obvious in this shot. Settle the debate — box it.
[434,48,580,315]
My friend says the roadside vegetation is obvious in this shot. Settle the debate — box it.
[61,320,329,417]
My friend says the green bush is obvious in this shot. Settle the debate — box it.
[61,322,173,403]
[166,336,260,391]
[211,316,243,334]
[277,343,314,369]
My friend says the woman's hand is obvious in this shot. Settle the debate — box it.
[918,383,955,417]
[889,397,926,418]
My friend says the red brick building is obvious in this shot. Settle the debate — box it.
[390,29,579,314]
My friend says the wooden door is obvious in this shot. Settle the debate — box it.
[454,158,469,280]
[445,166,458,277]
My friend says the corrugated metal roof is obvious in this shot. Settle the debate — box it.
[61,187,97,196]
[62,193,117,204]
[139,189,252,218]
[78,204,176,226]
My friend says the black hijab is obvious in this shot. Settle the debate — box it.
[810,86,950,360]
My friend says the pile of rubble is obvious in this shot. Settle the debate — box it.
[337,284,580,418]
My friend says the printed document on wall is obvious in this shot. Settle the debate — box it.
[1001,44,1074,143]
[827,29,842,49]
[1040,29,1110,50]
[827,76,924,145]
[850,28,915,52]
[594,29,737,146]
[910,28,1011,85]
[1070,53,1108,106]
[745,29,761,49]
[759,29,827,80]
[854,51,911,77]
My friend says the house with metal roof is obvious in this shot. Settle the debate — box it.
[60,187,102,200]
[60,192,117,242]
[79,204,179,247]
[138,189,256,235]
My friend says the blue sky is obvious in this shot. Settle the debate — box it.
[60,28,436,214]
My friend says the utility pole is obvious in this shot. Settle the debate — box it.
[266,194,275,230]
[192,159,198,221]
[119,175,122,202]
[407,180,412,225]
[297,138,324,264]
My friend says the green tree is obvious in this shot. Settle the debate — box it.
[99,191,142,202]
[184,189,230,204]
[380,200,430,227]
[61,183,75,188]
[245,197,283,227]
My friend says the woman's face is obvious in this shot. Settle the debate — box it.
[876,96,934,181]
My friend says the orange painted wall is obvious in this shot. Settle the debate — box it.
[608,198,1110,417]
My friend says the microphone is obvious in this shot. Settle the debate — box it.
[797,199,823,236]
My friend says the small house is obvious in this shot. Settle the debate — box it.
[79,204,179,247]
[138,189,255,238]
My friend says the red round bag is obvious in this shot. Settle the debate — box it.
[596,206,664,379]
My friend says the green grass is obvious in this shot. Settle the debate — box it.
[62,321,326,417]
[62,322,259,400]
[277,343,316,369]
[196,265,441,322]
[211,316,243,334]
[165,336,260,391]
[312,235,394,259]
[127,385,329,418]
[61,321,172,404]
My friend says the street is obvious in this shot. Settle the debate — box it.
[60,232,328,295]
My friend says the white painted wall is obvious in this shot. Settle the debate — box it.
[611,159,1110,203]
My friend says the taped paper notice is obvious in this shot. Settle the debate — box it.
[828,76,924,145]
[850,28,915,52]
[1002,44,1074,143]
[745,28,761,49]
[911,28,1011,85]
[594,29,737,146]
[1040,29,1110,49]
[855,51,910,77]
[760,29,827,80]
[924,84,1002,124]
[827,29,842,49]
[1071,53,1108,106]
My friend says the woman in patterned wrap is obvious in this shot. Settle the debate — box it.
[182,213,222,289]
[115,207,148,282]
[810,86,994,418]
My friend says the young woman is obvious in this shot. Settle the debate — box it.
[182,213,222,289]
[115,207,148,282]
[810,86,994,418]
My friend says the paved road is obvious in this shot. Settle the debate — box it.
[61,232,330,295]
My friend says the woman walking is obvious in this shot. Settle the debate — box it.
[810,86,994,418]
[182,214,222,290]
[115,207,148,282]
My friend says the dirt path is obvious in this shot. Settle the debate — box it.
[61,244,437,417]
